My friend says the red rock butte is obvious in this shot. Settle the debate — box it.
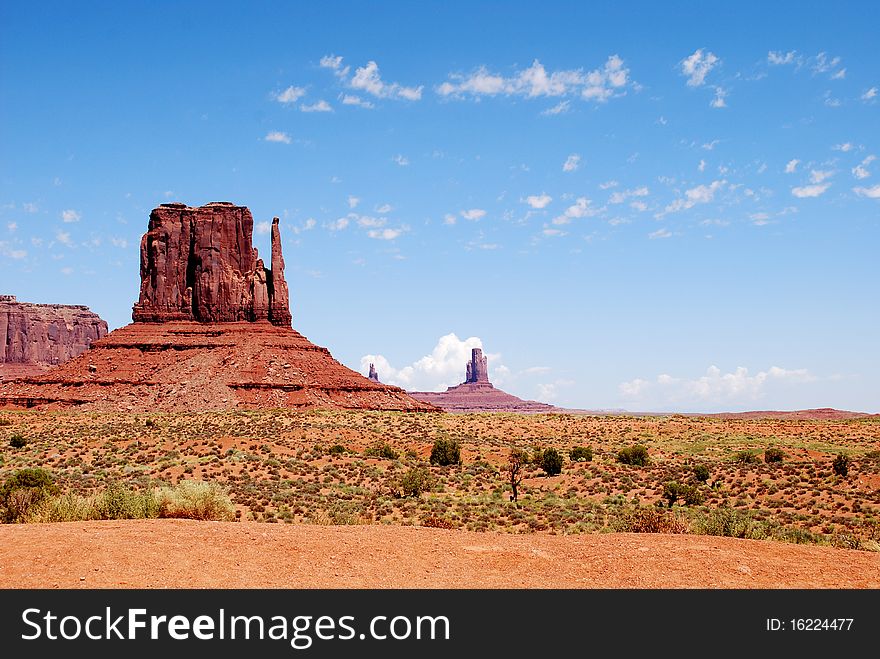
[0,202,437,412]
[409,348,558,413]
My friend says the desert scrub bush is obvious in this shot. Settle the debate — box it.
[832,453,850,478]
[328,444,347,456]
[569,446,593,462]
[764,447,786,464]
[364,442,399,460]
[617,444,649,466]
[692,464,710,483]
[611,506,688,534]
[8,433,26,449]
[421,515,455,529]
[429,438,461,466]
[661,481,704,508]
[1,468,59,522]
[394,467,435,498]
[98,482,159,519]
[691,507,763,539]
[540,447,564,476]
[156,480,235,521]
[733,450,760,465]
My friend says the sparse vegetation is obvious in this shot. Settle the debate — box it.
[661,481,703,507]
[764,447,786,464]
[395,467,434,497]
[540,447,563,476]
[1,467,59,522]
[734,450,760,465]
[569,446,593,462]
[832,453,850,478]
[617,444,649,466]
[364,442,399,460]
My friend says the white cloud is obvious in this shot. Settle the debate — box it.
[375,203,393,214]
[810,169,833,184]
[552,197,598,225]
[319,54,349,77]
[698,159,706,172]
[348,195,360,209]
[61,209,81,223]
[648,228,671,239]
[619,365,816,409]
[833,142,854,152]
[367,228,403,240]
[630,201,648,212]
[275,86,306,104]
[360,333,502,391]
[710,86,727,108]
[326,217,349,231]
[792,183,831,198]
[680,49,719,86]
[292,218,317,235]
[562,154,581,172]
[609,186,648,204]
[341,94,374,109]
[110,237,127,248]
[7,222,17,232]
[542,227,566,237]
[437,55,630,104]
[785,159,800,173]
[659,180,726,215]
[599,180,618,189]
[768,50,798,65]
[460,208,486,221]
[443,214,457,225]
[812,52,842,75]
[255,221,271,235]
[853,184,880,198]
[525,193,552,209]
[264,131,291,144]
[701,140,719,150]
[55,230,72,245]
[831,68,846,80]
[862,87,878,101]
[300,100,332,112]
[23,202,38,213]
[350,61,423,100]
[392,154,409,166]
[541,100,570,115]
[852,155,876,179]
[750,212,770,226]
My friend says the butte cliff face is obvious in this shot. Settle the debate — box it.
[0,295,108,379]
[0,203,436,412]
[409,347,558,413]
[132,202,291,326]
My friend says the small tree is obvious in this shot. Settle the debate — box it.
[692,464,710,483]
[430,438,461,466]
[618,445,649,466]
[569,446,593,462]
[540,447,563,476]
[832,453,850,478]
[764,447,785,464]
[506,449,528,503]
[8,433,26,449]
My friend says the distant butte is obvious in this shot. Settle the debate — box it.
[408,348,559,413]
[0,203,437,412]
[0,295,108,381]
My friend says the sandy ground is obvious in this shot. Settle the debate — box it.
[1,520,878,589]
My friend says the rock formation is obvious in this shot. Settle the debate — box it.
[0,203,437,412]
[1,295,107,379]
[368,363,380,382]
[409,347,558,413]
[132,202,291,326]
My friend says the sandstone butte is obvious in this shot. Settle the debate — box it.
[0,295,108,381]
[408,348,559,413]
[0,202,437,412]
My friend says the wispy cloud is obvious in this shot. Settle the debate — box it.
[392,154,409,166]
[341,94,374,109]
[852,155,876,179]
[264,131,291,144]
[552,197,600,225]
[275,86,306,104]
[792,183,831,198]
[562,154,581,172]
[767,50,799,66]
[61,209,81,223]
[460,208,486,221]
[862,87,878,102]
[853,184,880,198]
[300,100,332,112]
[648,228,671,239]
[785,159,800,173]
[659,180,726,216]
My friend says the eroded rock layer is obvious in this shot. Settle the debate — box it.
[0,322,437,411]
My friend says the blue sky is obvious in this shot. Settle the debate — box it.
[1,1,878,412]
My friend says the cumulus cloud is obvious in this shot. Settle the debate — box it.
[562,154,581,172]
[680,49,719,86]
[810,169,833,183]
[785,159,800,173]
[264,131,291,144]
[659,180,726,216]
[619,365,817,410]
[61,209,81,223]
[341,94,374,108]
[300,100,332,112]
[319,54,349,77]
[437,55,630,103]
[852,155,875,180]
[792,183,831,198]
[853,184,880,198]
[275,86,306,104]
[350,60,423,100]
[360,333,503,391]
[525,193,552,209]
[348,195,360,209]
[710,86,727,108]
[367,228,403,240]
[552,197,599,225]
[392,154,409,166]
[768,50,799,65]
[460,208,486,221]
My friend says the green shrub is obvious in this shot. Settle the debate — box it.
[540,447,564,476]
[832,453,850,477]
[430,438,461,466]
[156,480,235,521]
[98,482,159,519]
[530,447,544,465]
[693,507,763,539]
[397,467,435,497]
[764,447,785,464]
[662,481,704,507]
[328,444,347,455]
[569,446,593,462]
[733,450,760,464]
[692,464,710,483]
[8,434,26,449]
[617,444,649,466]
[1,468,59,522]
[611,506,688,534]
[364,442,399,460]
